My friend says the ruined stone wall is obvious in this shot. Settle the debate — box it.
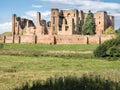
[12,9,114,36]
[62,10,79,34]
[4,36,14,43]
[12,14,36,36]
[20,35,36,44]
[51,9,59,35]
[37,35,54,44]
[93,11,114,34]
[55,35,87,44]
[0,36,4,43]
[14,36,20,43]
[1,35,115,45]
[88,35,100,44]
[101,35,115,43]
[94,11,105,34]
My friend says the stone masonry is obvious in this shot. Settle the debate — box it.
[8,8,115,44]
[12,8,114,36]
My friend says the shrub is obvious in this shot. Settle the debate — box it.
[104,26,115,34]
[106,46,120,57]
[94,44,107,57]
[94,35,120,58]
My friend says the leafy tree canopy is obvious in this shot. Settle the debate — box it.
[82,10,96,35]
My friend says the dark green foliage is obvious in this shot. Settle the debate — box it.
[82,10,96,35]
[94,36,120,58]
[14,75,120,90]
[94,44,107,57]
[107,46,120,57]
[115,28,120,34]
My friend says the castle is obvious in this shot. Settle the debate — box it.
[12,8,114,36]
[0,9,115,44]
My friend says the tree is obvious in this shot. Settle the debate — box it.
[82,10,96,35]
[104,26,115,34]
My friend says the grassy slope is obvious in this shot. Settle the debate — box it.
[0,55,120,90]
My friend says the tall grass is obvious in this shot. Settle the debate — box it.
[14,74,120,90]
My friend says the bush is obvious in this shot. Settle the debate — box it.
[94,36,120,58]
[107,46,120,57]
[104,26,115,34]
[94,44,107,57]
[14,75,120,90]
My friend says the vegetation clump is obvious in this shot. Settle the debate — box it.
[14,75,120,90]
[94,35,120,58]
[104,26,115,34]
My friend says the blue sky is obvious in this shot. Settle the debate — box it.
[0,0,120,34]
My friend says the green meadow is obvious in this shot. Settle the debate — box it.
[0,44,120,90]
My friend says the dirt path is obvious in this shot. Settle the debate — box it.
[47,51,92,54]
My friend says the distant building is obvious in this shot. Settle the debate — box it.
[12,8,114,36]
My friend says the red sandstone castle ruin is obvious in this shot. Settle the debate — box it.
[0,9,115,44]
[12,8,114,36]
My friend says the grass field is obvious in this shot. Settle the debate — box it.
[2,44,98,51]
[0,44,120,90]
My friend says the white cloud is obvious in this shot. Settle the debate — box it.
[41,11,50,20]
[41,0,120,15]
[41,0,120,29]
[0,22,11,34]
[25,11,37,18]
[32,5,43,8]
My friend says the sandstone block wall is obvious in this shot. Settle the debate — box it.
[0,36,4,43]
[5,36,14,43]
[1,35,115,45]
[101,35,114,43]
[14,36,20,43]
[37,35,54,44]
[20,35,36,44]
[55,35,87,44]
[88,35,100,44]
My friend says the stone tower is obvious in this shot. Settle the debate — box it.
[12,14,16,35]
[109,16,114,28]
[36,12,41,29]
[51,9,59,35]
[94,11,108,34]
[79,10,84,33]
